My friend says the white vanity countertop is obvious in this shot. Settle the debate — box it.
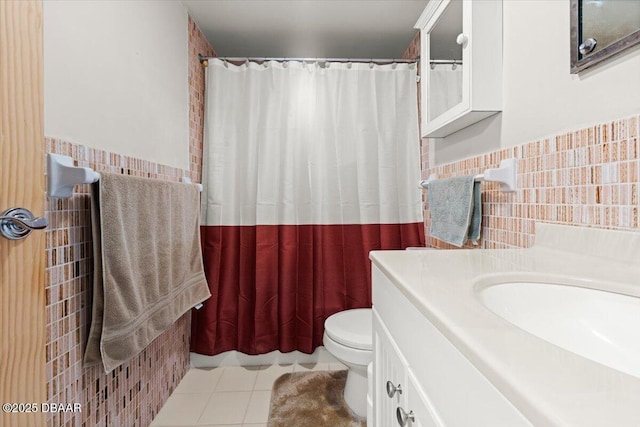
[369,224,640,427]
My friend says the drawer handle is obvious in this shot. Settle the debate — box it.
[396,406,415,426]
[386,381,402,398]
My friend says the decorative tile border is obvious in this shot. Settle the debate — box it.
[423,115,640,249]
[43,16,214,427]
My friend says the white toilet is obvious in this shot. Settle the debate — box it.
[323,308,373,419]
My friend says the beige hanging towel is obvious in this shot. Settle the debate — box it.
[84,172,210,373]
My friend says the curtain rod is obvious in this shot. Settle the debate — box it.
[198,54,419,67]
[430,59,462,64]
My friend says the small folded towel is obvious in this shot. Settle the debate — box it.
[427,175,482,247]
[84,173,211,373]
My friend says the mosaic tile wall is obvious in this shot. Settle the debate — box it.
[422,115,640,249]
[401,32,420,63]
[43,17,214,427]
[402,33,421,122]
[188,17,217,184]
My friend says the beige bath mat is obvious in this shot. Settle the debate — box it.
[268,370,366,427]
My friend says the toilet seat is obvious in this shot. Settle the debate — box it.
[324,308,372,351]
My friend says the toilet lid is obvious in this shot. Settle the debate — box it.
[324,308,372,351]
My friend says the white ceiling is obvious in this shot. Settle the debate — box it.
[181,0,429,59]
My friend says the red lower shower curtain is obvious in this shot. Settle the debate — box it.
[191,58,424,356]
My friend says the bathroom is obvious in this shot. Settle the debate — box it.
[1,0,639,426]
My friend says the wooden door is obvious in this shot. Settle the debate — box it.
[0,1,46,426]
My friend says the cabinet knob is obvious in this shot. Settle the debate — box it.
[386,380,403,398]
[456,33,468,47]
[396,406,415,426]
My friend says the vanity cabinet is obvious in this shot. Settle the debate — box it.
[372,265,532,427]
[415,0,502,138]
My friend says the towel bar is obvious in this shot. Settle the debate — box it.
[47,153,100,198]
[419,158,517,192]
[47,153,204,199]
[182,177,204,192]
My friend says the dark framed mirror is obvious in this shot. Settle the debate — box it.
[570,0,640,73]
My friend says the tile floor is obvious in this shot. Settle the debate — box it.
[150,362,347,427]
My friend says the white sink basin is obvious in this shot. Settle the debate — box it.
[478,281,640,378]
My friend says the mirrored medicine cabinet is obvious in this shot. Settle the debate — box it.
[415,0,502,138]
[570,0,640,73]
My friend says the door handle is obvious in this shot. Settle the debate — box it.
[0,207,48,240]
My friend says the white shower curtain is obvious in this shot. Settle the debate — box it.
[192,58,424,356]
[201,59,421,226]
[428,64,463,120]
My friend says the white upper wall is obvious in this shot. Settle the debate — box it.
[433,0,640,165]
[44,0,189,170]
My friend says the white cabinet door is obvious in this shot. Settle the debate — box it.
[415,0,502,138]
[373,309,408,427]
[374,311,442,427]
